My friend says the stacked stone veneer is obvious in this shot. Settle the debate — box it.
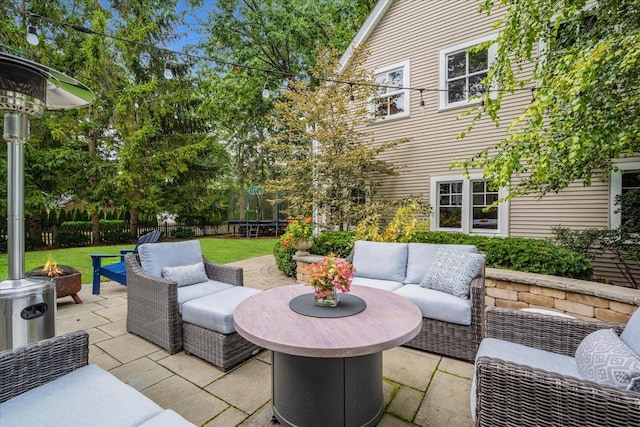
[294,255,640,323]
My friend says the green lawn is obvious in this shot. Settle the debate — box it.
[0,237,279,281]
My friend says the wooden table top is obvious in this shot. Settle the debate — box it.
[233,284,422,358]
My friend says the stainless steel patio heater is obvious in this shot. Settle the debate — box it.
[0,52,94,351]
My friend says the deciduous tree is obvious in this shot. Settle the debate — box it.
[457,0,640,198]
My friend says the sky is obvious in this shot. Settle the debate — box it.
[170,1,219,53]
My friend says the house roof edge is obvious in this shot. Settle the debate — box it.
[338,0,394,73]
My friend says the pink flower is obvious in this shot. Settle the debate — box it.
[305,254,354,294]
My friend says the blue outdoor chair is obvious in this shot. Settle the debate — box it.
[90,230,161,294]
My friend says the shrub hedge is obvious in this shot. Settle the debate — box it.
[274,238,297,277]
[409,232,593,280]
[273,230,593,280]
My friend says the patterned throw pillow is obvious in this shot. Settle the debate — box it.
[162,262,208,287]
[419,248,484,299]
[575,328,640,392]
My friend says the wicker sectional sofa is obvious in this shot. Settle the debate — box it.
[0,331,194,427]
[347,240,485,362]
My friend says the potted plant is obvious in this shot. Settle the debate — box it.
[282,216,314,255]
[305,254,355,307]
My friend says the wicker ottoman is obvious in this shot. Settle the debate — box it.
[181,287,262,371]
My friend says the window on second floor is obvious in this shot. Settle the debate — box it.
[439,34,497,110]
[371,60,410,120]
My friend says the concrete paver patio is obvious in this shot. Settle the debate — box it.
[55,254,474,426]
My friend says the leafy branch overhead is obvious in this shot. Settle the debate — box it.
[455,0,640,199]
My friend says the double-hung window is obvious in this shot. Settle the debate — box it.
[430,174,508,235]
[439,34,497,109]
[610,162,640,229]
[372,60,410,120]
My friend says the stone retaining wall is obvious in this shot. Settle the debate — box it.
[294,255,640,323]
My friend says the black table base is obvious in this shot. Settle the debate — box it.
[271,351,384,427]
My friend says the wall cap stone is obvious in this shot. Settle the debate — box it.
[294,257,640,307]
[293,254,325,263]
[487,268,640,307]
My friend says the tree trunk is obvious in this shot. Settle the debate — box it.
[28,215,44,247]
[129,207,138,238]
[91,210,100,244]
[87,110,101,243]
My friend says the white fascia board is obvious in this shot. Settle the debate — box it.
[338,0,394,74]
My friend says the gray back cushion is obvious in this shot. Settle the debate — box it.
[138,240,203,278]
[621,308,640,356]
[352,241,408,283]
[405,243,477,284]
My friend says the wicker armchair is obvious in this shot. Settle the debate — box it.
[473,307,640,427]
[0,331,89,404]
[125,246,260,371]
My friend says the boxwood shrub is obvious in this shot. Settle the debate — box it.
[274,237,297,277]
[409,232,593,280]
[274,230,593,280]
[273,231,357,277]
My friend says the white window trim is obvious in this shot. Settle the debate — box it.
[371,59,410,121]
[430,173,509,236]
[610,161,640,229]
[538,1,598,65]
[439,34,498,111]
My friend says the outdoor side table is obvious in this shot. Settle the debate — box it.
[233,284,422,427]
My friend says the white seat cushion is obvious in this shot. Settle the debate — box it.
[471,338,581,421]
[394,284,472,325]
[181,286,261,334]
[0,364,163,427]
[177,280,235,314]
[138,240,204,278]
[138,410,195,426]
[352,241,408,282]
[351,276,404,292]
[621,308,640,356]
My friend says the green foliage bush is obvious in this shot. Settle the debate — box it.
[310,231,356,257]
[409,232,592,280]
[273,231,356,277]
[273,230,592,280]
[59,220,127,232]
[274,238,297,277]
[173,227,196,239]
[101,230,134,245]
[54,231,91,247]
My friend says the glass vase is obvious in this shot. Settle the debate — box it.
[314,286,339,307]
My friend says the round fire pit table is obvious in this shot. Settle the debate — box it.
[234,284,422,427]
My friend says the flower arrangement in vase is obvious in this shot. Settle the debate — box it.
[305,254,355,307]
[281,216,314,255]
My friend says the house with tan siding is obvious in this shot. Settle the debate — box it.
[340,0,640,285]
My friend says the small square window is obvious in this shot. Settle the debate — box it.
[371,61,410,120]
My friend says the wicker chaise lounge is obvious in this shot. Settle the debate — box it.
[125,240,261,371]
[472,306,640,427]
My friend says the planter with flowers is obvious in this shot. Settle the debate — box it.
[282,217,315,256]
[305,254,355,307]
